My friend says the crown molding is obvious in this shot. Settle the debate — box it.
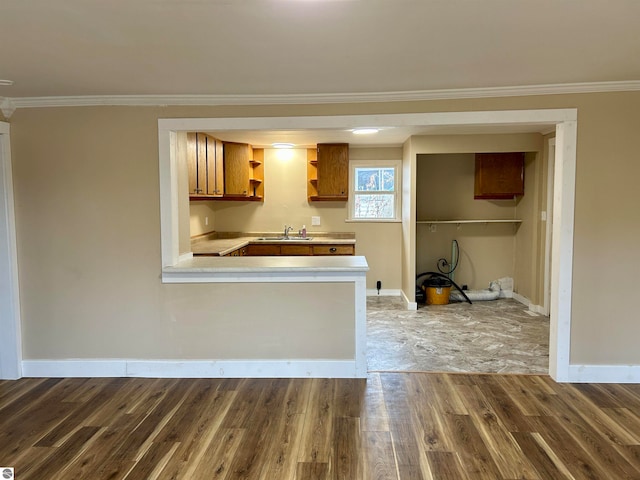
[0,97,16,118]
[5,81,640,110]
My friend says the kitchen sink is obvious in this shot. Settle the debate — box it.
[256,237,313,241]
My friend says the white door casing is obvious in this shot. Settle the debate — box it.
[0,121,22,379]
[159,110,578,382]
[543,138,556,317]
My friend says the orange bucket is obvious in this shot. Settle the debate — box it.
[425,285,451,305]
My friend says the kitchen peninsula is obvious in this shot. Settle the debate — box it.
[160,232,367,379]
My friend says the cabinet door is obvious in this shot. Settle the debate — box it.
[187,132,207,195]
[196,133,208,194]
[223,142,251,196]
[474,152,524,199]
[206,136,224,196]
[317,143,348,198]
[281,245,312,256]
[246,244,281,256]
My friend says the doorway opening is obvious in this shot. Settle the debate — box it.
[156,109,576,380]
[369,147,552,374]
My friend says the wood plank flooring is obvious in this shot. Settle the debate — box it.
[1,374,640,479]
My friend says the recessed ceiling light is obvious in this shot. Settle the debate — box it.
[272,143,295,149]
[0,79,14,86]
[352,128,379,135]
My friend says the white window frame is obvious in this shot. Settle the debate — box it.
[347,160,402,222]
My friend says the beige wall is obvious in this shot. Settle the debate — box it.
[189,202,216,238]
[8,91,640,366]
[416,153,519,290]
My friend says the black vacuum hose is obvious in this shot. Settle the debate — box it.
[416,271,473,304]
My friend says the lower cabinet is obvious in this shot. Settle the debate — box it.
[246,244,282,256]
[312,245,354,255]
[224,246,248,256]
[246,243,354,256]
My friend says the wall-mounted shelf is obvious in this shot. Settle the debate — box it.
[417,219,522,225]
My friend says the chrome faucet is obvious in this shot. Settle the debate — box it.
[283,225,293,239]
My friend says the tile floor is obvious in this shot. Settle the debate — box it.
[366,296,550,374]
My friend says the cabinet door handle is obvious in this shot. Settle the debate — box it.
[330,247,337,253]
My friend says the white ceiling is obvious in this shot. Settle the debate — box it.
[1,0,638,144]
[1,0,639,98]
[207,123,555,148]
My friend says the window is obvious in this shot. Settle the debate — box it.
[349,160,401,221]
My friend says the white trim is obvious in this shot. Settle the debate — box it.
[401,289,418,311]
[549,122,577,383]
[22,359,361,379]
[543,138,556,317]
[6,81,640,109]
[25,360,640,383]
[0,98,16,118]
[529,304,546,316]
[159,109,576,383]
[354,276,367,377]
[512,292,546,315]
[568,364,640,384]
[512,292,530,306]
[0,122,22,380]
[159,129,179,268]
[366,289,402,297]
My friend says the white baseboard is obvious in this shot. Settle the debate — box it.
[511,291,528,305]
[568,364,640,383]
[366,288,402,297]
[21,360,640,383]
[401,290,417,311]
[22,359,363,379]
[511,292,546,316]
[529,304,546,315]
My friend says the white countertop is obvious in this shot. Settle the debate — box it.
[165,255,369,273]
[191,234,356,256]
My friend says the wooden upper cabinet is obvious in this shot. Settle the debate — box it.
[223,142,251,197]
[309,143,349,201]
[187,135,263,202]
[474,152,525,200]
[187,133,223,198]
[206,135,224,196]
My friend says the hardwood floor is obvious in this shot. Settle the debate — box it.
[1,374,640,479]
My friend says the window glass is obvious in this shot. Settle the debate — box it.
[354,193,395,218]
[355,168,395,192]
[350,163,400,221]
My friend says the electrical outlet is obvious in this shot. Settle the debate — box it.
[205,216,209,226]
[311,216,321,226]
